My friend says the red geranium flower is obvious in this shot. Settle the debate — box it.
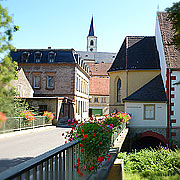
[68,123,70,126]
[81,129,84,133]
[93,133,96,137]
[79,143,83,147]
[81,148,84,153]
[100,141,102,145]
[84,134,88,138]
[89,166,94,171]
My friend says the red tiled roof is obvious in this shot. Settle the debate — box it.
[157,12,180,68]
[89,77,110,95]
[86,62,112,76]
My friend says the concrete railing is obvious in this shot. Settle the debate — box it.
[0,116,51,134]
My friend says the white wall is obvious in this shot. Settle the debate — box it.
[125,102,167,128]
[155,14,167,87]
[171,71,180,127]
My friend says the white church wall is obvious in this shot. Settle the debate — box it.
[125,102,167,128]
[155,15,167,87]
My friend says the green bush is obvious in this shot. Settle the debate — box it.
[118,148,180,179]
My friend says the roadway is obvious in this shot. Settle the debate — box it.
[0,126,70,173]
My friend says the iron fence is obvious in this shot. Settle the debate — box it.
[0,116,51,134]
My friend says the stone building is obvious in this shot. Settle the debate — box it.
[11,48,89,122]
[11,68,34,98]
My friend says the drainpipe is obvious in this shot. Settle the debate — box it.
[168,68,172,148]
[126,70,128,97]
[126,37,128,97]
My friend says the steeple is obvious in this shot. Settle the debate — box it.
[88,16,95,36]
[87,16,97,52]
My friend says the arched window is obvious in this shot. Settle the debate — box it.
[90,40,94,46]
[117,78,121,102]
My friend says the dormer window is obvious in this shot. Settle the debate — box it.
[34,52,42,63]
[49,52,56,63]
[22,52,30,62]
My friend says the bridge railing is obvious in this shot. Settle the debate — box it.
[0,116,51,134]
[0,139,84,180]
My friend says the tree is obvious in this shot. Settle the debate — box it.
[0,4,18,116]
[166,2,180,50]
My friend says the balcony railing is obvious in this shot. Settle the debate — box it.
[0,116,51,134]
[0,124,127,180]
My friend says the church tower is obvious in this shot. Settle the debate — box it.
[87,16,97,52]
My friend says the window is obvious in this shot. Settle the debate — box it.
[34,76,40,88]
[102,97,106,103]
[144,105,155,120]
[89,98,92,103]
[22,52,29,62]
[47,76,54,89]
[76,77,78,91]
[76,100,78,113]
[90,40,94,46]
[34,52,42,63]
[94,97,99,103]
[49,52,56,63]
[117,78,121,102]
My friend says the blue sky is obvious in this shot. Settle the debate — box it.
[1,0,178,53]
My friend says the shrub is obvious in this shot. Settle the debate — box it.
[118,148,180,179]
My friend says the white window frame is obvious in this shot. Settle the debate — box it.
[34,52,42,63]
[47,76,54,89]
[144,104,155,120]
[33,76,40,89]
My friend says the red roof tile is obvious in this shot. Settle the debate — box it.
[86,62,112,76]
[157,12,180,68]
[89,77,110,95]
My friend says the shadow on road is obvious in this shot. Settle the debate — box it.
[0,157,33,173]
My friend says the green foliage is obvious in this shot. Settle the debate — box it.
[13,98,30,117]
[118,148,180,179]
[0,4,19,116]
[166,2,180,50]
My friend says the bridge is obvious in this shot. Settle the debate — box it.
[0,126,128,180]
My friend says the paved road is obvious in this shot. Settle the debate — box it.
[0,126,70,173]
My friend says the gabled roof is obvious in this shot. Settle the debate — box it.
[157,12,180,68]
[89,76,110,96]
[11,49,77,64]
[88,16,95,36]
[108,36,160,72]
[123,74,167,102]
[86,62,112,76]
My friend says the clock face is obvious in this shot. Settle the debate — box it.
[90,48,93,52]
